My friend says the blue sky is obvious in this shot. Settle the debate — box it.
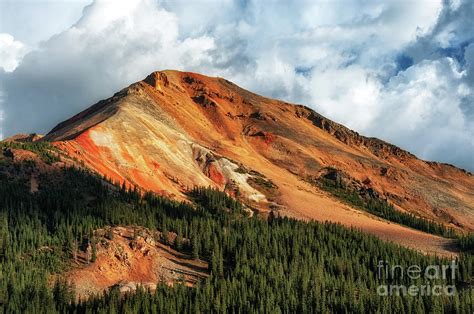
[0,0,473,171]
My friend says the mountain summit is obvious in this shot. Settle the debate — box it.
[44,70,473,253]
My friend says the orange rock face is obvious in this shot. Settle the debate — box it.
[43,70,474,255]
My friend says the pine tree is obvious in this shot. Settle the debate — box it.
[161,228,169,245]
[192,237,199,260]
[175,233,183,251]
[91,240,97,263]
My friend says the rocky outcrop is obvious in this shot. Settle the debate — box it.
[67,226,208,300]
[144,71,169,89]
[296,106,415,161]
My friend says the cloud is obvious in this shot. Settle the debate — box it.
[0,33,27,139]
[1,0,215,137]
[0,34,27,72]
[371,58,473,166]
[0,0,91,47]
[1,0,473,171]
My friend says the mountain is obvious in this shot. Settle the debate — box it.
[2,70,474,312]
[43,70,474,254]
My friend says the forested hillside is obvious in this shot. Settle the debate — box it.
[0,150,473,313]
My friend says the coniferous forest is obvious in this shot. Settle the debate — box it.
[0,156,473,313]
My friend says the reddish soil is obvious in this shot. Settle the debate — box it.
[67,226,208,300]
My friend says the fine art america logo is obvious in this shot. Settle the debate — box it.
[377,260,457,296]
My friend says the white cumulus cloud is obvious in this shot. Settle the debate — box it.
[0,33,27,72]
[1,0,216,137]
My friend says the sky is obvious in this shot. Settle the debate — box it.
[0,0,473,171]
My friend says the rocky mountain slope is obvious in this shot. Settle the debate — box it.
[41,70,474,254]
